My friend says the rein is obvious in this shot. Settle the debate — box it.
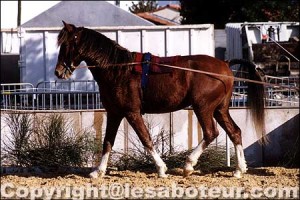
[76,61,147,68]
[71,62,299,91]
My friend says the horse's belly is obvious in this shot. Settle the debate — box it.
[142,90,191,113]
[142,73,192,112]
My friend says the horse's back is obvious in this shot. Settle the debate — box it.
[178,54,234,106]
[177,54,234,84]
[181,54,232,73]
[143,54,234,113]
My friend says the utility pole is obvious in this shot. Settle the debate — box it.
[17,0,21,26]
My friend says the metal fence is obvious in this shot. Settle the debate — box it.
[1,77,299,111]
[1,83,35,110]
[264,76,299,107]
[1,81,101,110]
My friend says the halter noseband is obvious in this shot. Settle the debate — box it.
[61,35,78,76]
[62,62,75,75]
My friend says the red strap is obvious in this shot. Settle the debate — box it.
[134,52,143,73]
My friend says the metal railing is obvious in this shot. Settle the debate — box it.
[1,81,102,110]
[1,77,299,111]
[264,75,299,107]
[229,72,299,107]
[1,83,35,110]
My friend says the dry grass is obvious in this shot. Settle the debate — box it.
[110,127,236,173]
[2,113,99,168]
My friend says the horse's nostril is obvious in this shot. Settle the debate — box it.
[55,70,60,77]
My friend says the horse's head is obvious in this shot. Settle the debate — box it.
[55,21,83,79]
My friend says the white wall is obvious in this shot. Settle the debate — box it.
[1,108,298,167]
[18,24,214,86]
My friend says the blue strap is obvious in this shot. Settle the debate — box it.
[141,52,151,89]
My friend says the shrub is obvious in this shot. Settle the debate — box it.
[2,112,236,172]
[2,112,33,166]
[2,112,98,168]
[110,127,236,173]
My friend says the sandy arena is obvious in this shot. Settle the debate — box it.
[1,166,299,199]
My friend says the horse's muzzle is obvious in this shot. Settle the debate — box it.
[55,69,64,79]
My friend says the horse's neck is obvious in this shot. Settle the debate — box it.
[82,42,135,83]
[82,45,134,68]
[87,61,132,86]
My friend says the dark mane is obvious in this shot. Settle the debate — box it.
[57,27,134,69]
[57,27,70,47]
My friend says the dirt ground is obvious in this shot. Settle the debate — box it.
[1,166,299,199]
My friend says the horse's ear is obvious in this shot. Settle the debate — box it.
[62,20,75,33]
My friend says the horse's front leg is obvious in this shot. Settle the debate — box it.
[89,113,123,178]
[126,112,168,178]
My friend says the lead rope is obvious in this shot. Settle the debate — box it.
[74,62,299,91]
[75,61,146,69]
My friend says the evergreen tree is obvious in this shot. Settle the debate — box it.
[179,0,299,28]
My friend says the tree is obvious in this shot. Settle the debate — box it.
[129,0,159,14]
[241,0,299,22]
[179,0,299,28]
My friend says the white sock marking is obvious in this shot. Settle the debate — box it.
[147,149,167,177]
[98,152,110,172]
[188,140,206,166]
[234,144,247,178]
[147,149,165,168]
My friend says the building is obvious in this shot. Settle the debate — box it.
[226,22,299,77]
[136,4,182,25]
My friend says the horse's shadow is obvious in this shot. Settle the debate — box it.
[167,166,276,178]
[1,166,276,179]
[1,166,92,179]
[246,167,276,176]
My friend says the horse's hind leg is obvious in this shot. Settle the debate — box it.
[214,108,247,178]
[126,112,168,178]
[184,106,219,177]
[89,113,123,178]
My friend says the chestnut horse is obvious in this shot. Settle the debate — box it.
[55,21,265,179]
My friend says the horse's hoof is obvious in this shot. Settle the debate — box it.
[183,169,193,177]
[183,162,194,177]
[183,169,194,177]
[158,165,168,178]
[158,173,168,178]
[89,171,98,179]
[89,170,105,179]
[240,166,248,174]
[233,170,242,178]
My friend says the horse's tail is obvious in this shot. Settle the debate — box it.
[229,59,267,144]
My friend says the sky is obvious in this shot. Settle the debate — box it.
[1,1,60,29]
[1,1,180,29]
